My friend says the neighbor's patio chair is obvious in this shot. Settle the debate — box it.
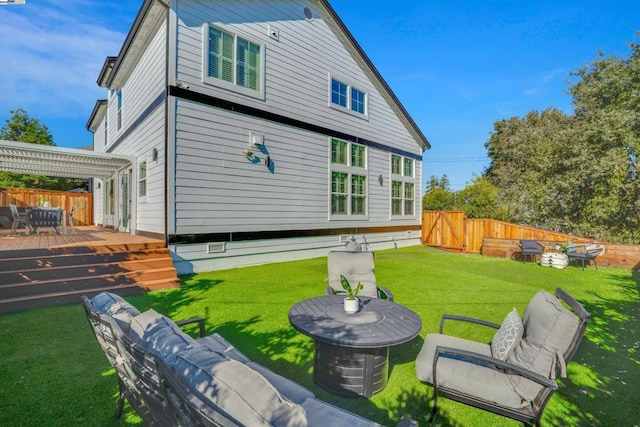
[519,239,544,262]
[567,243,604,270]
[9,203,28,235]
[326,251,394,301]
[415,288,590,426]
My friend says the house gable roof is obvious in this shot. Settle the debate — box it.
[97,0,430,151]
[86,99,108,132]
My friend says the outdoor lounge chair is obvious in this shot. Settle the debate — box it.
[567,243,604,270]
[326,251,394,301]
[415,288,590,426]
[519,239,544,262]
[9,203,27,235]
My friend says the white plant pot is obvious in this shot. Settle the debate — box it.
[344,297,360,314]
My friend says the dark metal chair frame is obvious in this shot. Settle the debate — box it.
[519,239,545,262]
[427,288,591,427]
[567,244,604,270]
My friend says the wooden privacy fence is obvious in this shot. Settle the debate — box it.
[422,210,640,269]
[1,188,92,226]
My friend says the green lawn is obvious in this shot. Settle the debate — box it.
[1,245,638,426]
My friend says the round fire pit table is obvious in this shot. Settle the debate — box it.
[288,295,422,397]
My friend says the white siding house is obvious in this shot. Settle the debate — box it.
[87,0,430,274]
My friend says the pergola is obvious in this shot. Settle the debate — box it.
[0,139,133,179]
[0,139,137,233]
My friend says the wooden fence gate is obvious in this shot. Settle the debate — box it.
[421,210,467,252]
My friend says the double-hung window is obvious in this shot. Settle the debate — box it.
[329,76,368,117]
[331,139,367,216]
[138,161,147,198]
[204,24,265,98]
[116,90,122,131]
[391,154,416,216]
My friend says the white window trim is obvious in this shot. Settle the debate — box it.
[327,73,369,120]
[329,139,369,220]
[202,23,266,100]
[116,89,122,131]
[138,160,147,202]
[390,154,417,218]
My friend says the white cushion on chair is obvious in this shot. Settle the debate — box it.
[491,308,524,360]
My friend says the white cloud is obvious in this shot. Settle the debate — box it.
[0,3,127,119]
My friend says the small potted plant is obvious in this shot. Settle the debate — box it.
[341,275,363,314]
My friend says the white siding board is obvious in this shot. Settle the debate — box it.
[174,0,422,158]
[102,20,167,234]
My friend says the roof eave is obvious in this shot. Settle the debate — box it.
[97,57,117,87]
[105,0,168,89]
[86,99,108,132]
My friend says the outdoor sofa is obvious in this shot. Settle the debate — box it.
[83,292,415,426]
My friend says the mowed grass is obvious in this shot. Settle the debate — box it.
[1,245,638,426]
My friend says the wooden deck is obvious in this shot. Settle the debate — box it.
[0,226,180,314]
[0,226,164,251]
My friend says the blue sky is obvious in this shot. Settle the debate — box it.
[1,0,638,191]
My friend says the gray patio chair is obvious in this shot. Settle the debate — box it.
[567,243,604,270]
[9,203,27,235]
[326,251,394,301]
[519,239,544,262]
[415,288,590,426]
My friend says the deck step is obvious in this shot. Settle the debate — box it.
[0,248,172,271]
[0,278,180,313]
[0,240,180,314]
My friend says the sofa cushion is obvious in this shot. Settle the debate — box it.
[507,291,579,401]
[174,347,308,427]
[91,292,140,329]
[416,333,525,408]
[198,333,251,364]
[491,308,524,360]
[301,396,384,426]
[129,309,199,368]
[246,362,314,404]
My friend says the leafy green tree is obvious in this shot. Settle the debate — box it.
[562,41,640,242]
[454,176,508,220]
[483,36,640,243]
[0,109,84,190]
[484,108,574,228]
[422,174,455,210]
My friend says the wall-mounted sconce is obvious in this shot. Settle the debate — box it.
[152,148,158,162]
[96,182,101,189]
[249,132,264,149]
[378,174,384,185]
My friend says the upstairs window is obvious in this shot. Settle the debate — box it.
[116,90,122,130]
[204,24,264,98]
[329,76,367,117]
